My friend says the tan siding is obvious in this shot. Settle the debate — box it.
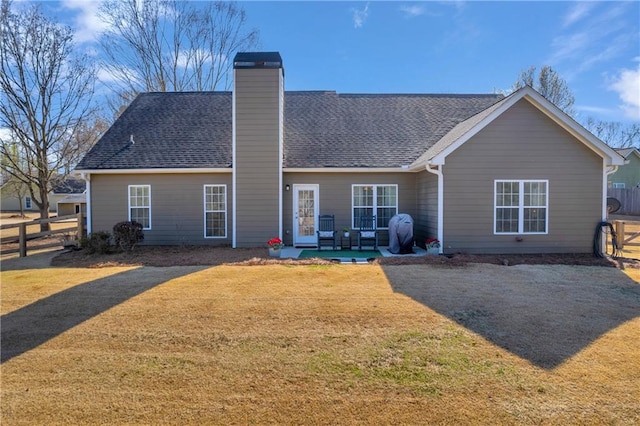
[442,99,603,254]
[282,172,417,246]
[234,67,282,247]
[90,173,232,245]
[415,170,438,246]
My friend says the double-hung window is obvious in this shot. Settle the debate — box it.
[25,196,32,209]
[128,185,151,229]
[495,180,548,234]
[204,185,226,238]
[352,184,397,229]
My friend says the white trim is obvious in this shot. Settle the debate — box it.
[602,160,609,223]
[127,184,151,230]
[74,168,231,175]
[81,173,92,234]
[351,184,398,230]
[494,179,548,235]
[231,73,237,248]
[425,164,443,254]
[284,167,412,173]
[203,184,227,238]
[430,87,625,167]
[278,69,284,242]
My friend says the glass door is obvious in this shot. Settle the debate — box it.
[293,184,319,246]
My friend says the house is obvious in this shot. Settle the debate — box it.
[75,51,624,254]
[0,176,85,214]
[0,178,37,213]
[609,148,640,189]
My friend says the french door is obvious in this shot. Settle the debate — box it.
[293,184,319,246]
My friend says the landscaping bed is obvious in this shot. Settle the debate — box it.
[49,244,639,269]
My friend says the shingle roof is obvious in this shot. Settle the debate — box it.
[77,92,232,170]
[76,91,503,170]
[51,176,86,193]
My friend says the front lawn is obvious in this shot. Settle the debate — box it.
[1,263,639,424]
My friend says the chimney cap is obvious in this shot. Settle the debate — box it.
[233,52,283,69]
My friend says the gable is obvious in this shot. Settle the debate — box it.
[416,87,624,168]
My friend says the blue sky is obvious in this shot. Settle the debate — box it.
[47,1,640,124]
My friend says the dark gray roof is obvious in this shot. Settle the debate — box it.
[77,91,503,170]
[77,92,232,170]
[51,176,86,193]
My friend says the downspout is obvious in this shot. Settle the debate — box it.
[80,172,91,234]
[231,75,237,248]
[603,163,619,220]
[601,162,619,253]
[425,163,443,254]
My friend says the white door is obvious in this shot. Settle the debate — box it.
[293,184,319,246]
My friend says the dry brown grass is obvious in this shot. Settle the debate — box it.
[2,262,639,425]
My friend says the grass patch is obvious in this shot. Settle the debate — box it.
[2,263,639,424]
[298,249,381,259]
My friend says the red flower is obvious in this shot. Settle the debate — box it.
[267,237,284,249]
[426,237,440,249]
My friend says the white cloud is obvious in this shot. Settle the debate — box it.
[352,3,369,29]
[608,65,640,121]
[400,4,425,18]
[547,2,636,78]
[562,2,596,28]
[62,0,109,44]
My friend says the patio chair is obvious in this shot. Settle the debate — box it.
[317,214,337,250]
[357,215,378,250]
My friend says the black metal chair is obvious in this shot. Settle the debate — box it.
[357,215,378,250]
[316,214,337,250]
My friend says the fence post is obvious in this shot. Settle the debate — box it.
[615,221,625,249]
[19,222,27,257]
[77,212,85,240]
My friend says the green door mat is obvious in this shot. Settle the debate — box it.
[298,249,381,259]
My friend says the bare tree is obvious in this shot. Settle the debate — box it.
[1,141,29,217]
[584,118,640,149]
[98,0,259,108]
[0,0,96,230]
[513,65,576,117]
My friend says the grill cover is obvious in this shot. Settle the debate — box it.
[388,213,414,254]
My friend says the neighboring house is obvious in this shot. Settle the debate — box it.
[51,177,87,216]
[0,178,37,212]
[608,148,640,189]
[75,52,624,254]
[0,176,86,214]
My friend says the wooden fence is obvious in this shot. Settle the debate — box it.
[0,213,85,257]
[614,220,640,250]
[608,188,640,215]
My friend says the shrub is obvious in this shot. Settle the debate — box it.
[80,231,113,254]
[113,221,144,251]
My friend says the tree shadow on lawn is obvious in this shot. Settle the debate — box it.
[383,264,640,369]
[1,265,206,364]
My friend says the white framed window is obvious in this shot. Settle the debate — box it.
[612,182,625,189]
[352,184,398,229]
[204,185,226,238]
[25,196,31,209]
[128,185,151,230]
[495,180,548,234]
